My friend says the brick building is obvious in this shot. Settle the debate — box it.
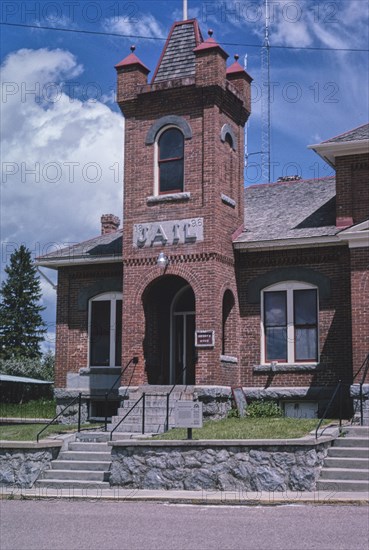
[37,19,369,422]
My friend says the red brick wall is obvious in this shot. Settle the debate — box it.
[335,154,369,227]
[350,247,369,382]
[55,264,122,387]
[236,245,352,388]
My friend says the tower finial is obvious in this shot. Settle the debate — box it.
[130,45,136,53]
[208,29,213,37]
[234,54,239,61]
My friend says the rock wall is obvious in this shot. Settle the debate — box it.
[0,444,61,487]
[110,439,333,492]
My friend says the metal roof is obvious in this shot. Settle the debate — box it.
[0,374,53,384]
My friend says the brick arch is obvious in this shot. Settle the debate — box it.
[220,123,237,151]
[130,263,207,306]
[145,115,193,145]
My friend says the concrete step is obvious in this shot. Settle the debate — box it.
[319,468,369,480]
[68,442,110,452]
[324,457,369,469]
[51,460,111,471]
[107,424,166,434]
[343,427,369,437]
[316,479,369,492]
[42,469,109,482]
[328,447,369,458]
[35,479,110,489]
[334,437,369,448]
[76,432,111,443]
[57,451,111,461]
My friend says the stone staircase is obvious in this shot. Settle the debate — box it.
[35,432,112,489]
[317,426,369,492]
[108,385,194,434]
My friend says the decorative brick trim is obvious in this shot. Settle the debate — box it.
[145,115,193,144]
[220,123,237,150]
[247,267,331,303]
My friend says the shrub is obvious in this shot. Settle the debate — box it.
[246,400,283,418]
[0,352,54,381]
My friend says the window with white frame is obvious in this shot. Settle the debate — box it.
[261,282,318,364]
[88,292,122,367]
[155,126,184,195]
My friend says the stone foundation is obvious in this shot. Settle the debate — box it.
[0,441,62,487]
[109,438,333,492]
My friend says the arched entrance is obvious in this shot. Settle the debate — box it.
[143,276,196,385]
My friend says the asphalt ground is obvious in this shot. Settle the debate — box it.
[1,500,368,550]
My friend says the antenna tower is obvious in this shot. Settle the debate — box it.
[261,0,271,182]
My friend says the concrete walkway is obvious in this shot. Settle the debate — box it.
[1,484,368,505]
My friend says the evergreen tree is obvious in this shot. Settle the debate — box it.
[0,245,46,359]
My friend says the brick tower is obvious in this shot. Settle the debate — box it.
[115,20,252,386]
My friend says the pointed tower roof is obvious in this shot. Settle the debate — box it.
[193,30,228,58]
[152,19,203,83]
[115,46,150,73]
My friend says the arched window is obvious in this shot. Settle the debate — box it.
[157,127,184,194]
[89,292,122,367]
[261,282,318,364]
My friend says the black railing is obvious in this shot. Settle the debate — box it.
[109,393,146,440]
[165,365,188,431]
[36,393,82,442]
[103,356,138,430]
[315,380,343,439]
[352,353,369,426]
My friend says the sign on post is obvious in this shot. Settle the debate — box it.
[175,401,203,428]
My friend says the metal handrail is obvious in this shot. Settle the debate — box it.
[103,356,138,430]
[109,393,145,440]
[36,393,82,442]
[315,380,342,439]
[165,365,189,431]
[352,353,369,426]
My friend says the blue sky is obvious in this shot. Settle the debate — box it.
[1,0,369,351]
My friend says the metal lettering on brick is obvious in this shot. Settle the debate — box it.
[133,218,204,248]
[195,330,215,348]
[175,401,203,428]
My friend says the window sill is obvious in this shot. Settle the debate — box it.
[253,364,320,373]
[220,355,238,364]
[147,192,191,205]
[79,367,122,376]
[221,194,236,208]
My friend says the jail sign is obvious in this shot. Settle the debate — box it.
[175,401,203,428]
[133,218,204,248]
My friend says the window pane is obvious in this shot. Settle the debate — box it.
[266,327,287,361]
[90,301,110,367]
[265,291,286,326]
[294,289,317,325]
[295,328,318,361]
[115,300,122,367]
[159,159,184,192]
[159,129,183,160]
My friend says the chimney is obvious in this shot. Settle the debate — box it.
[101,214,120,235]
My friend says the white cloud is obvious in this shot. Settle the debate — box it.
[1,48,124,253]
[104,13,164,40]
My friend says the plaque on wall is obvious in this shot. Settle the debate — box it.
[133,218,204,248]
[195,330,215,348]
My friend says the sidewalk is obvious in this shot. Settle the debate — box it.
[1,484,368,505]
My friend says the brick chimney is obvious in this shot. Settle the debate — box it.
[101,214,120,235]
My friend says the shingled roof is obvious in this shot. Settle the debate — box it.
[234,176,339,247]
[152,20,203,83]
[323,123,369,143]
[36,230,122,268]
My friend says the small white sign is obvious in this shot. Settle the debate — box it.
[175,401,203,428]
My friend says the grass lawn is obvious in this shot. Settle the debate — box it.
[0,399,56,419]
[152,417,332,440]
[0,423,102,441]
